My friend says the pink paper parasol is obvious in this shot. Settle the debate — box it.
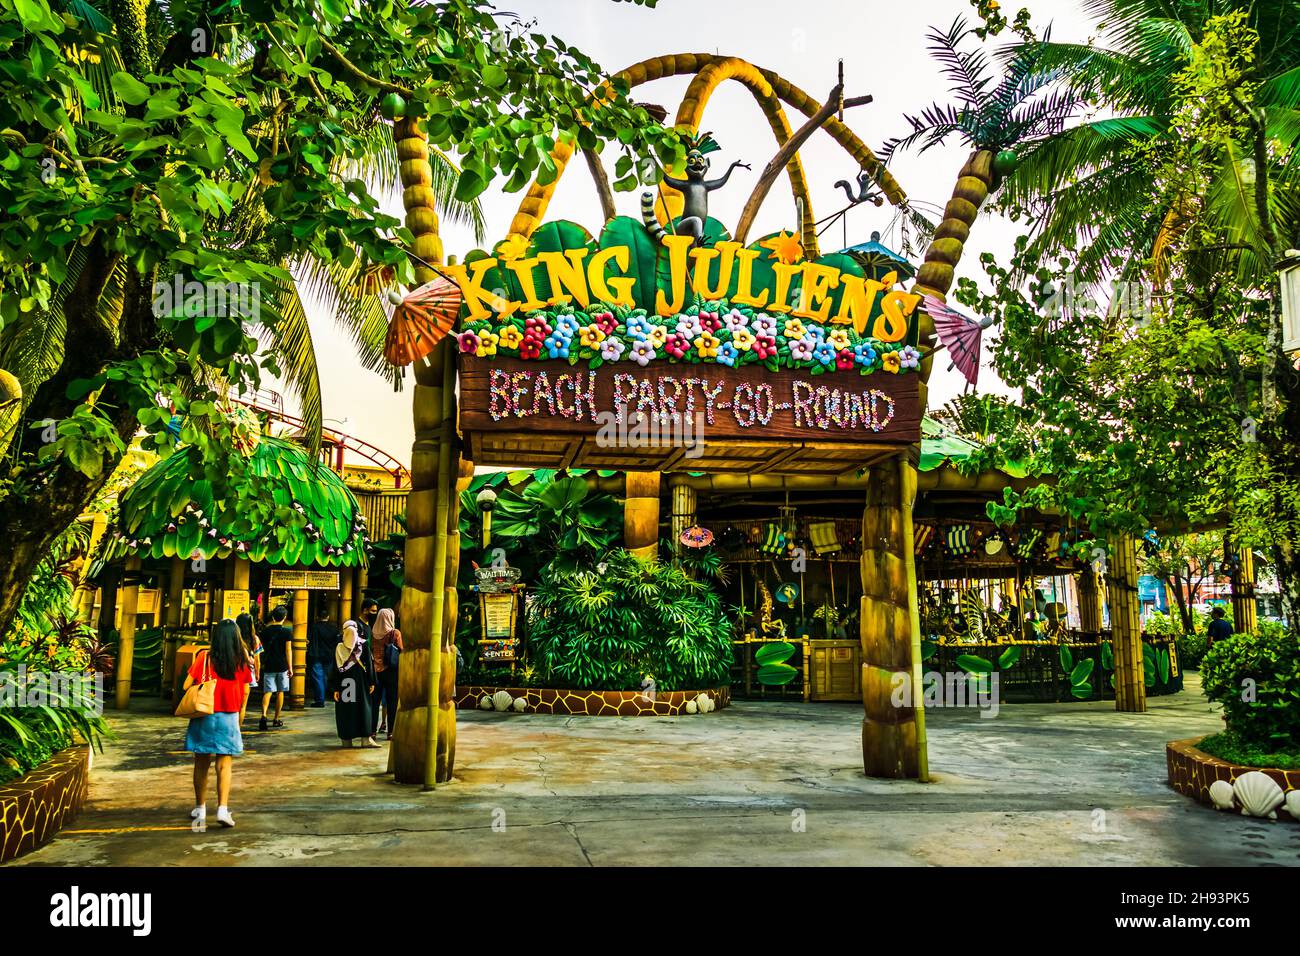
[384,274,463,366]
[920,294,991,387]
[680,526,714,548]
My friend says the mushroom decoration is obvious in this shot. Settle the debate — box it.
[383,274,464,367]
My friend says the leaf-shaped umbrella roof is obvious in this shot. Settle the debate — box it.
[106,436,368,567]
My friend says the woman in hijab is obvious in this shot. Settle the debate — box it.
[370,608,403,739]
[330,620,379,748]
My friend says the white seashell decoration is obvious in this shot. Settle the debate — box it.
[1233,771,1285,820]
[478,695,493,710]
[512,697,527,713]
[685,700,698,714]
[1284,789,1300,823]
[1208,779,1235,811]
[695,693,715,713]
[491,690,513,712]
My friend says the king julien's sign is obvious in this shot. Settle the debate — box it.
[452,215,923,463]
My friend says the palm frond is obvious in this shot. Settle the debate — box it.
[260,280,323,451]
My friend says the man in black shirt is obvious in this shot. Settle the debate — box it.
[259,605,293,731]
[1206,606,1234,648]
[306,605,340,708]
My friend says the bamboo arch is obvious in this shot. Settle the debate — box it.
[503,52,908,258]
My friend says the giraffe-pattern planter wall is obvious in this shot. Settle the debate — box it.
[455,685,730,716]
[0,745,91,862]
[1167,737,1298,821]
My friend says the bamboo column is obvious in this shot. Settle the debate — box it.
[1230,546,1257,634]
[338,568,353,626]
[161,556,185,699]
[859,458,926,779]
[390,108,464,786]
[1077,565,1103,634]
[1108,533,1146,712]
[114,556,141,710]
[353,567,368,619]
[290,587,309,709]
[624,471,661,561]
[668,477,697,555]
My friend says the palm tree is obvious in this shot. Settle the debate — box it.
[879,17,1076,408]
[996,0,1300,288]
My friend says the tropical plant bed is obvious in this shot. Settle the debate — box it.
[455,685,730,716]
[1166,737,1298,821]
[0,745,92,862]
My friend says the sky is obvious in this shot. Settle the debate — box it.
[286,0,1098,468]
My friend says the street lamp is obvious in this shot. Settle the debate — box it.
[476,487,498,549]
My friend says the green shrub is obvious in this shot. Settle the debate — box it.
[1177,628,1209,670]
[1200,626,1299,748]
[1196,730,1300,770]
[528,550,735,691]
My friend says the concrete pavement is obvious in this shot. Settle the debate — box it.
[10,675,1300,866]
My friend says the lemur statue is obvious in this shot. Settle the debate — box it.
[834,168,884,207]
[641,132,750,244]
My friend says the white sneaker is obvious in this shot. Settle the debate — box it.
[191,805,206,821]
[216,807,236,828]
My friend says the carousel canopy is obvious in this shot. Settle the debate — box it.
[918,418,1028,478]
[106,436,368,568]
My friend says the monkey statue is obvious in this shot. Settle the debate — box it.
[642,132,749,244]
[834,168,884,207]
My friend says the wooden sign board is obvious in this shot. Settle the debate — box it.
[480,592,518,639]
[479,638,518,662]
[460,356,920,472]
[268,569,341,590]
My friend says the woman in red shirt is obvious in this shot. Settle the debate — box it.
[183,619,251,828]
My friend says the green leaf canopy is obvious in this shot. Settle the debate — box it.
[107,436,367,567]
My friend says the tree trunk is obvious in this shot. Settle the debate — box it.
[911,149,996,415]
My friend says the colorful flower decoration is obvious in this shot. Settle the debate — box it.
[497,325,523,350]
[723,309,749,333]
[664,332,690,358]
[578,324,607,348]
[694,331,721,359]
[630,340,656,366]
[460,302,918,375]
[543,334,571,359]
[751,314,778,338]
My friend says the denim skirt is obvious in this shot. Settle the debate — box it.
[185,711,244,756]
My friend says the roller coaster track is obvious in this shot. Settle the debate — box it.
[233,391,411,489]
